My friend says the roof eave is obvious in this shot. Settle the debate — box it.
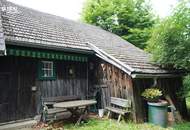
[131,72,186,79]
[5,40,94,55]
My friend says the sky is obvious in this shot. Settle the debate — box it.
[7,0,178,21]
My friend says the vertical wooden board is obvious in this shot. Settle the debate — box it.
[74,79,78,96]
[53,80,58,97]
[80,79,85,98]
[76,79,80,96]
[132,78,154,123]
[65,79,69,96]
[67,79,72,95]
[35,81,42,114]
[56,80,61,96]
[60,80,65,96]
[42,81,46,97]
[62,79,67,95]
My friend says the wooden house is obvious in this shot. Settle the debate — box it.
[0,0,187,123]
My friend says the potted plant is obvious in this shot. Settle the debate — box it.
[142,88,168,128]
[141,88,163,102]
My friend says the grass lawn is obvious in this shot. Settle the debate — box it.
[62,118,190,130]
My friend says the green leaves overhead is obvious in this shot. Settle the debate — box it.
[81,0,155,49]
[146,0,190,70]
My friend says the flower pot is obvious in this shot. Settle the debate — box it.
[98,109,104,118]
[145,97,160,102]
[148,101,168,128]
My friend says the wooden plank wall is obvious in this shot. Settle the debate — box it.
[0,57,21,122]
[132,78,153,122]
[90,58,187,122]
[36,60,88,113]
[0,56,88,122]
[0,56,35,122]
[89,58,134,117]
[157,78,187,119]
[1,56,186,123]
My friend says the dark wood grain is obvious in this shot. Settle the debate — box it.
[0,56,88,123]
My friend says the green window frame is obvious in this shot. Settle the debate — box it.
[38,61,56,80]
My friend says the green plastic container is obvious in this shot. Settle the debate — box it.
[148,101,168,128]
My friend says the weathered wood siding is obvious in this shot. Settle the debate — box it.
[0,56,88,123]
[0,55,187,123]
[0,56,34,122]
[157,78,187,119]
[132,78,153,122]
[89,58,187,123]
[88,58,134,118]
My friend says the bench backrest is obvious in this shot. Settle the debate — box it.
[42,95,80,104]
[111,97,131,108]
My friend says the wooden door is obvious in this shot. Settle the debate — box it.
[0,73,17,123]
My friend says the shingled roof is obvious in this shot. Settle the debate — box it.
[0,0,183,78]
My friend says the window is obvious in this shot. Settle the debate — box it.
[38,61,56,80]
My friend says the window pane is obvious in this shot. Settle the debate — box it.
[40,61,55,79]
[48,70,51,77]
[46,63,49,69]
[50,62,53,70]
[47,62,51,69]
[51,69,53,77]
[43,70,48,77]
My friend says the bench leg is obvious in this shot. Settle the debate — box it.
[118,114,122,122]
[107,111,111,119]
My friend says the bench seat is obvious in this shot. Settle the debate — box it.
[105,106,130,115]
[105,97,131,122]
[47,108,67,114]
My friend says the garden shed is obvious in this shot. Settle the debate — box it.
[0,0,187,123]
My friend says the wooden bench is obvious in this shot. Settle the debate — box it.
[105,97,131,122]
[41,95,80,122]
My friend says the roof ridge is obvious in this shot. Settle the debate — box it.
[5,0,77,22]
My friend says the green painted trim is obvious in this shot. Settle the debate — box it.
[6,45,88,62]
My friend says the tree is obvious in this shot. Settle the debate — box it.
[146,0,190,70]
[146,0,190,97]
[81,0,155,49]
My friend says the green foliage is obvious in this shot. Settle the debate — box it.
[186,97,190,114]
[182,75,190,97]
[64,119,167,130]
[63,118,190,130]
[146,0,190,70]
[81,0,155,49]
[146,0,190,98]
[141,88,162,100]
